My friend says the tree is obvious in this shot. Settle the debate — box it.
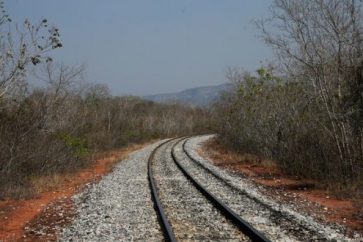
[0,1,62,98]
[257,0,363,182]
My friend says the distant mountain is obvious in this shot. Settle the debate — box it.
[143,83,232,106]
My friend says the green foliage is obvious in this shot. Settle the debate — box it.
[57,132,89,158]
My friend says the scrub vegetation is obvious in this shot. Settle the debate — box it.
[212,0,363,193]
[0,5,209,199]
[1,0,362,199]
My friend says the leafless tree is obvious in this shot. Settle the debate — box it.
[0,2,61,99]
[257,0,363,181]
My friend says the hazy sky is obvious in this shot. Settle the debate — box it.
[7,0,272,95]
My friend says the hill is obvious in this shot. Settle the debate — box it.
[143,83,232,106]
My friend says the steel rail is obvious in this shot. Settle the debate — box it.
[148,138,178,242]
[171,138,271,242]
[181,137,275,211]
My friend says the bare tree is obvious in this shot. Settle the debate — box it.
[0,2,61,98]
[257,0,363,181]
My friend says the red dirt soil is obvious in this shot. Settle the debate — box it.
[199,138,363,237]
[0,142,153,242]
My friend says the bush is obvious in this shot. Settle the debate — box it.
[0,88,210,199]
[211,67,363,188]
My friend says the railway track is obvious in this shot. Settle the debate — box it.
[148,138,270,242]
[61,136,353,241]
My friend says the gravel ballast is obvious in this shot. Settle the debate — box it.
[60,141,166,241]
[152,139,249,241]
[60,136,360,241]
[180,135,358,242]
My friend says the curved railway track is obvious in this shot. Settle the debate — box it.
[148,138,178,242]
[148,138,270,242]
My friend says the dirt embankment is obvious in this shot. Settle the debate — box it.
[199,138,363,237]
[0,141,154,242]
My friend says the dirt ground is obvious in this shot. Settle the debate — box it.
[0,141,154,242]
[199,138,363,238]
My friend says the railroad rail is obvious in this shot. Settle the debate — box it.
[148,138,178,242]
[148,138,271,242]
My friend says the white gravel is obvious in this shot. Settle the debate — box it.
[152,139,249,241]
[181,135,359,242]
[59,135,361,242]
[60,141,166,241]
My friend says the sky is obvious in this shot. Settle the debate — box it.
[6,0,273,96]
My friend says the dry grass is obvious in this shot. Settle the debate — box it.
[29,140,157,197]
[0,140,156,241]
[0,182,35,200]
[206,137,278,168]
[31,174,74,194]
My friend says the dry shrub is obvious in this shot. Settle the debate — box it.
[211,66,363,190]
[0,92,210,199]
